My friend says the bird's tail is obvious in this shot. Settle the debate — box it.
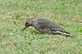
[53,30,70,37]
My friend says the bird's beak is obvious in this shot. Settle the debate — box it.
[22,26,27,31]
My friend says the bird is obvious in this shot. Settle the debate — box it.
[23,18,70,37]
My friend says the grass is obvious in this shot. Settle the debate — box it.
[0,0,82,54]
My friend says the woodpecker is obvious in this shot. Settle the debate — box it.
[23,18,70,37]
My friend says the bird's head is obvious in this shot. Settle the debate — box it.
[23,18,34,30]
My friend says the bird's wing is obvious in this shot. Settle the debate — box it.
[36,20,48,29]
[32,19,52,33]
[49,22,64,31]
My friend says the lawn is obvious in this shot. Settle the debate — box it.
[0,0,82,54]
